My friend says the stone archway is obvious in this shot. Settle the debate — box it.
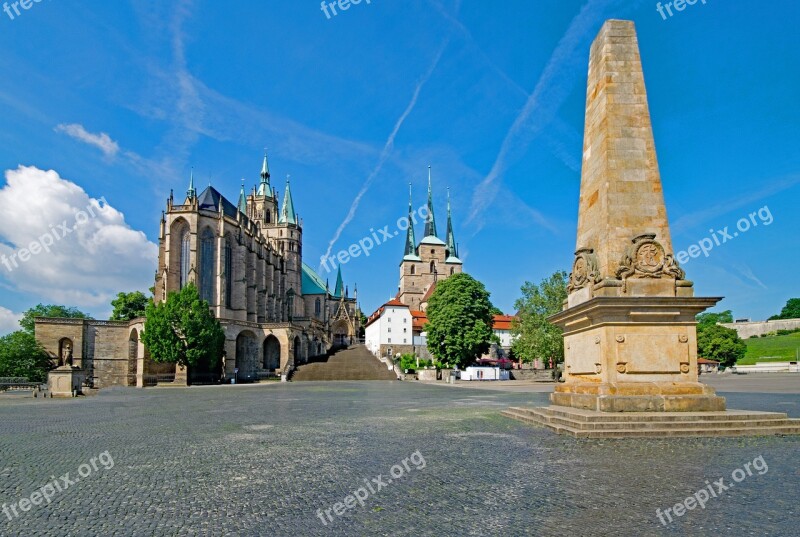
[293,336,302,364]
[263,335,280,371]
[236,330,259,381]
[332,320,351,347]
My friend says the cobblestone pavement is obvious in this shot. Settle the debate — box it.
[1,382,798,536]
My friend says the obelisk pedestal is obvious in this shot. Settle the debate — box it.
[548,19,725,413]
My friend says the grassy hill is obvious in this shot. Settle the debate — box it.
[739,332,800,365]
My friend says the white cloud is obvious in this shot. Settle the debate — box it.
[55,123,120,157]
[0,166,157,310]
[0,306,21,336]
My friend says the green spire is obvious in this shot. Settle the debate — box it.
[404,182,418,259]
[446,187,458,258]
[423,165,438,238]
[186,168,196,200]
[279,175,297,224]
[258,151,271,196]
[333,266,344,298]
[237,179,247,214]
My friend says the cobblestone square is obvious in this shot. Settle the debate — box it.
[1,381,799,536]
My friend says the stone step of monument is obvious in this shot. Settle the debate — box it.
[531,406,788,423]
[501,406,800,438]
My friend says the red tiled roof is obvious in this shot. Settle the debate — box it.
[410,310,428,331]
[697,358,720,364]
[365,299,409,328]
[493,314,515,331]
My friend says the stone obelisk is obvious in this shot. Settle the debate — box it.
[549,20,725,412]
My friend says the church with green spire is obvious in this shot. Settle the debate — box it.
[397,166,463,311]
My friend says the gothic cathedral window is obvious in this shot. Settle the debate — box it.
[199,228,216,304]
[180,230,191,289]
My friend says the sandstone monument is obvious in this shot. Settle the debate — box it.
[504,20,800,436]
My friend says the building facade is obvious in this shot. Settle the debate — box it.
[35,154,360,388]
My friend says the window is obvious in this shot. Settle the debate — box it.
[315,298,321,318]
[388,338,391,343]
[403,318,407,323]
[410,265,415,275]
[450,267,454,275]
[199,228,216,304]
[388,327,391,333]
[430,261,436,273]
[404,339,407,343]
[224,238,233,308]
[403,328,407,333]
[180,230,191,288]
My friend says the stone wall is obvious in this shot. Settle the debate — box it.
[721,319,800,339]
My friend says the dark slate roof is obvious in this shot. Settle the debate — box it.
[197,186,239,218]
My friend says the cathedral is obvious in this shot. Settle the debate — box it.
[34,154,361,388]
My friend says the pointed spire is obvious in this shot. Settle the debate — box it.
[279,174,297,224]
[186,168,196,200]
[333,266,344,298]
[258,151,271,196]
[423,165,438,238]
[446,187,458,259]
[403,182,419,259]
[238,179,247,214]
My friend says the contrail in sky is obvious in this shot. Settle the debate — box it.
[321,39,449,267]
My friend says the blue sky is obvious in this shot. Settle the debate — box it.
[0,0,798,333]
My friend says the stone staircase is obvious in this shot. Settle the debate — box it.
[292,345,397,381]
[501,405,800,438]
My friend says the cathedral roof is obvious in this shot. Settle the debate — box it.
[302,263,328,295]
[279,176,297,224]
[197,186,238,218]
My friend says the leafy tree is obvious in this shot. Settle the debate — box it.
[511,271,568,365]
[141,284,225,369]
[490,306,504,316]
[0,331,52,382]
[20,304,90,334]
[110,291,150,321]
[697,323,746,368]
[425,273,497,369]
[696,310,734,327]
[768,298,800,320]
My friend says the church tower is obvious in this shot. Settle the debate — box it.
[247,152,279,226]
[397,166,462,311]
[262,175,304,320]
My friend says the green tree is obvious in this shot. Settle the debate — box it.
[425,273,497,369]
[696,310,734,327]
[141,284,225,369]
[490,306,503,316]
[110,291,150,321]
[768,298,800,320]
[696,323,746,368]
[20,304,90,333]
[511,271,568,365]
[0,331,52,382]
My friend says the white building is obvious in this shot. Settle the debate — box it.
[364,299,414,359]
